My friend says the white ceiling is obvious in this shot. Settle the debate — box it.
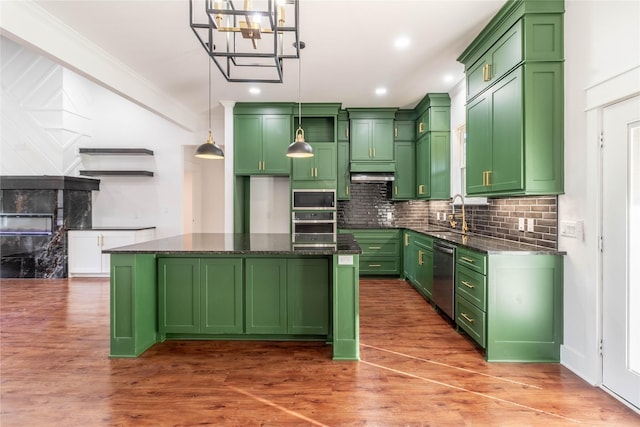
[31,0,505,116]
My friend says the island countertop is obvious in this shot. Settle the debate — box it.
[103,233,362,255]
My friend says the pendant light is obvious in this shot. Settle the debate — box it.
[286,41,313,158]
[195,58,225,160]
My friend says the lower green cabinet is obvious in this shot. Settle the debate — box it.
[346,229,400,275]
[246,258,329,335]
[245,259,287,334]
[415,239,434,299]
[287,259,329,335]
[158,258,243,334]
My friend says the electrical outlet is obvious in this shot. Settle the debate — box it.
[527,218,534,232]
[518,217,525,231]
[436,212,440,220]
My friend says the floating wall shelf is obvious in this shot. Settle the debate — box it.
[79,170,154,177]
[79,148,154,156]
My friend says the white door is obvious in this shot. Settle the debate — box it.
[602,95,640,410]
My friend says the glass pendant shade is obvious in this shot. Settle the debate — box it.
[286,126,313,158]
[195,130,225,159]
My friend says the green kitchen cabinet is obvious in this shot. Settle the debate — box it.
[234,113,292,175]
[458,1,564,197]
[337,141,351,200]
[245,258,287,334]
[403,231,416,282]
[337,112,349,142]
[393,141,415,200]
[350,119,394,162]
[291,143,337,183]
[348,108,397,172]
[394,119,415,142]
[346,229,400,275]
[429,132,451,200]
[158,258,243,334]
[454,246,563,362]
[415,135,431,199]
[287,258,329,335]
[414,237,434,300]
[158,258,200,334]
[201,259,244,333]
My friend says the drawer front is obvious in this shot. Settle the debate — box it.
[456,296,486,348]
[413,235,433,250]
[456,247,487,275]
[358,238,399,257]
[455,265,487,311]
[359,258,399,275]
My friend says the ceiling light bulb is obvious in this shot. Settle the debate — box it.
[249,87,261,94]
[375,87,387,96]
[394,36,411,50]
[444,74,454,83]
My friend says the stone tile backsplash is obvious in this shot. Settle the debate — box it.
[337,182,558,248]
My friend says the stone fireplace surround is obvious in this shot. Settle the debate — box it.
[0,176,99,278]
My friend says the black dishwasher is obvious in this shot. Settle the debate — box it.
[432,241,456,319]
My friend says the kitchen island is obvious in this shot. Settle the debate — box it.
[105,233,361,360]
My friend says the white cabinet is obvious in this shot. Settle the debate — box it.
[68,228,155,277]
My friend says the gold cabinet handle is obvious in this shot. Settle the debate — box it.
[483,63,492,82]
[418,250,423,265]
[368,246,381,250]
[405,234,409,246]
[394,185,398,195]
[461,256,475,263]
[419,122,424,133]
[369,264,382,268]
[461,312,475,323]
[394,128,398,138]
[461,280,475,289]
[346,127,349,138]
[346,186,349,195]
[486,170,491,186]
[418,184,424,195]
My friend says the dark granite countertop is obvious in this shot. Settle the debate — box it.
[103,233,361,255]
[68,226,156,231]
[406,227,565,255]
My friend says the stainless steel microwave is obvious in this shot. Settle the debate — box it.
[291,189,336,210]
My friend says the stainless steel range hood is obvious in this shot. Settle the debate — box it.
[350,172,395,182]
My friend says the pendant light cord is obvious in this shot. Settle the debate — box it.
[298,47,301,127]
[208,57,212,132]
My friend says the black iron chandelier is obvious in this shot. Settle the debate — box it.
[189,0,300,83]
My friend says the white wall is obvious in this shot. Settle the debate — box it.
[560,0,640,384]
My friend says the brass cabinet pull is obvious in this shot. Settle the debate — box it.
[346,128,349,138]
[394,186,398,195]
[418,250,423,265]
[483,63,492,82]
[482,170,492,186]
[369,264,381,268]
[461,256,475,263]
[418,184,424,195]
[461,312,475,323]
[395,128,398,138]
[368,246,381,250]
[486,170,491,186]
[346,186,349,195]
[405,234,409,246]
[461,280,475,289]
[419,122,424,133]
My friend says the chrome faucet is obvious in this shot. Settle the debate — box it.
[448,193,469,234]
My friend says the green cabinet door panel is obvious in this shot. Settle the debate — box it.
[372,120,394,161]
[234,115,263,175]
[393,141,415,200]
[429,132,451,200]
[262,115,293,174]
[245,259,287,334]
[416,135,431,199]
[465,93,492,195]
[350,119,373,161]
[291,143,337,184]
[337,118,349,142]
[337,141,350,200]
[201,259,243,334]
[234,114,292,175]
[287,258,329,335]
[394,120,415,142]
[415,243,433,299]
[350,118,394,162]
[158,258,201,334]
[403,232,416,282]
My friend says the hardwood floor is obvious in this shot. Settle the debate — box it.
[1,277,638,426]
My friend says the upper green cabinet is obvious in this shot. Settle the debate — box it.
[348,108,397,173]
[414,94,451,200]
[393,111,416,200]
[458,0,564,197]
[234,104,294,175]
[291,143,337,183]
[337,141,350,200]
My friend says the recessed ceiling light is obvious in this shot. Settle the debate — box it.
[249,87,261,95]
[394,36,411,50]
[443,74,454,83]
[375,87,387,96]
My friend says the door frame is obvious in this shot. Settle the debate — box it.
[587,66,640,410]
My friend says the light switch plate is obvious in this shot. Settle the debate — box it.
[518,218,525,231]
[527,218,534,232]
